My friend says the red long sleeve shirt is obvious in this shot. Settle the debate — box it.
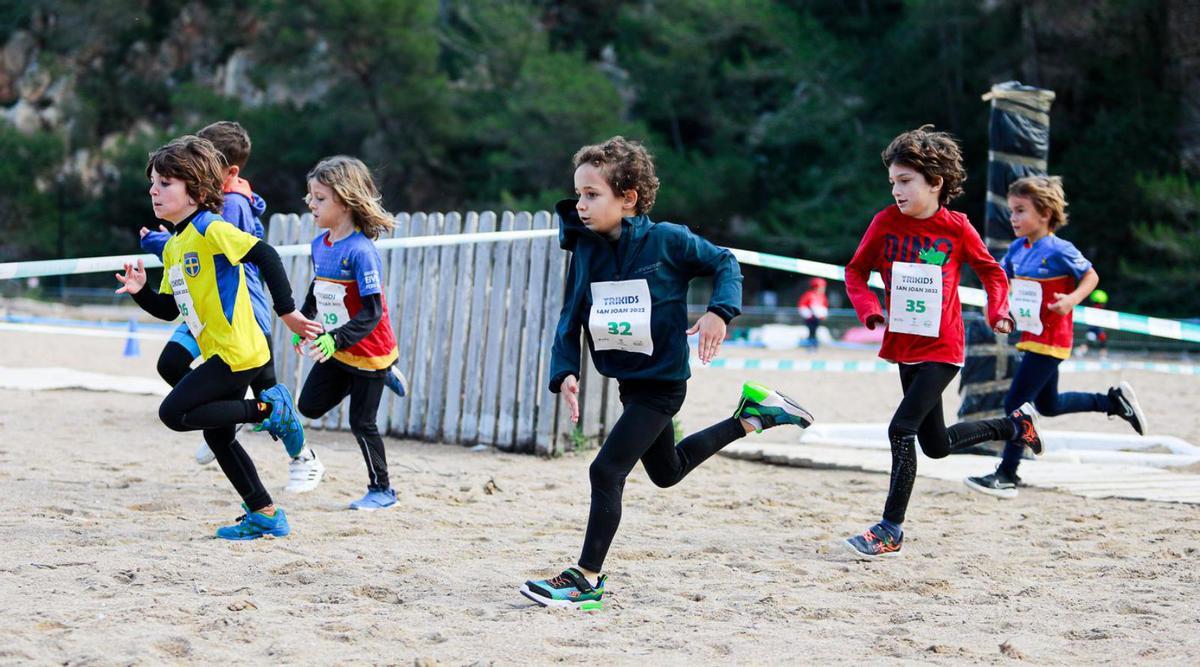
[844,205,1010,365]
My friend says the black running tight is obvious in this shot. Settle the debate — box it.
[578,379,747,573]
[297,360,389,490]
[882,362,1015,524]
[157,338,277,398]
[157,355,273,511]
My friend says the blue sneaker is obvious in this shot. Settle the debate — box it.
[384,364,408,398]
[349,488,398,511]
[258,383,306,458]
[215,506,290,540]
[520,567,606,611]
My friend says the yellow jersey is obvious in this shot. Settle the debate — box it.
[159,210,270,372]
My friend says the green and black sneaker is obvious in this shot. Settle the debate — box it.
[520,567,606,611]
[735,382,814,433]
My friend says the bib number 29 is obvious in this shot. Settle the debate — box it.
[323,312,339,326]
[904,299,926,313]
[606,321,632,336]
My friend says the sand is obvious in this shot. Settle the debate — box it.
[1,317,1198,665]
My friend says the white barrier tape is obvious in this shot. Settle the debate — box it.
[0,321,172,341]
[728,247,1200,344]
[694,356,1200,376]
[1,226,1195,343]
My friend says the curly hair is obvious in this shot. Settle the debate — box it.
[881,124,966,205]
[573,136,660,215]
[145,135,226,214]
[197,120,252,170]
[306,156,394,239]
[1008,175,1069,231]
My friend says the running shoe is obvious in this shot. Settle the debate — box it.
[520,568,606,611]
[843,523,903,559]
[215,506,290,540]
[964,468,1021,499]
[349,488,397,511]
[734,382,814,433]
[1010,402,1043,455]
[385,363,408,398]
[195,442,215,465]
[258,383,306,458]
[285,447,325,493]
[1108,381,1147,435]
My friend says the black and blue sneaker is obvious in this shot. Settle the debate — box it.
[843,523,903,559]
[384,363,408,398]
[257,383,306,458]
[215,505,290,541]
[520,567,606,611]
[734,382,814,433]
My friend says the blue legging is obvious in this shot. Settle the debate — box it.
[998,351,1111,476]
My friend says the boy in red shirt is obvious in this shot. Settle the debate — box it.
[842,125,1042,558]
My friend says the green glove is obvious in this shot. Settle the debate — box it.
[312,332,337,359]
[292,332,303,347]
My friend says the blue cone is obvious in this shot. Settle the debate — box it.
[123,318,140,357]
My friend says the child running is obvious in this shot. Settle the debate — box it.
[519,136,814,610]
[964,176,1146,498]
[117,135,322,539]
[842,125,1042,559]
[293,156,404,511]
[797,277,829,349]
[139,121,325,493]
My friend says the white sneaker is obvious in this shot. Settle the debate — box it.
[286,448,325,493]
[195,442,216,465]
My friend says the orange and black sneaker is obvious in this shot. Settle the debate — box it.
[1010,402,1043,455]
[843,524,903,559]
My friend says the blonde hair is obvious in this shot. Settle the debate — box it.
[1008,175,1069,230]
[306,156,394,239]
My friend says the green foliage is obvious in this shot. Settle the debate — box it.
[1,0,1195,319]
[1117,173,1200,317]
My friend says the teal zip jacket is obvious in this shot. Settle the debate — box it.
[549,199,743,392]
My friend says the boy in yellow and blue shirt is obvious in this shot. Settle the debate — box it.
[117,135,323,540]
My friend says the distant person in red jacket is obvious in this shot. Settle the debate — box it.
[841,125,1042,559]
[797,277,829,349]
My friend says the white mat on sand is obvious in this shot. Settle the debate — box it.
[0,366,170,396]
[723,424,1200,505]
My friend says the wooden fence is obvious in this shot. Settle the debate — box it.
[264,211,620,456]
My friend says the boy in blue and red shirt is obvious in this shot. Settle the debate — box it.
[964,176,1146,498]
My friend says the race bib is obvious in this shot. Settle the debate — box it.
[1011,279,1044,335]
[888,261,942,337]
[314,281,350,330]
[589,279,653,355]
[168,265,205,338]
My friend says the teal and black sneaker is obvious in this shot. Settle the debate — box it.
[215,505,290,541]
[257,383,306,458]
[734,382,814,433]
[520,567,606,611]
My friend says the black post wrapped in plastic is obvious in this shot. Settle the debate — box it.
[980,81,1056,254]
[957,82,1055,427]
